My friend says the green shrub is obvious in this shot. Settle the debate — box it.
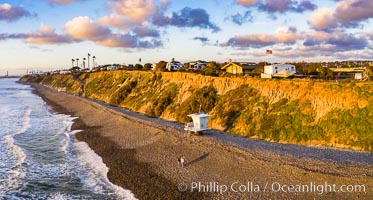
[109,80,138,105]
[146,83,179,117]
[175,86,218,122]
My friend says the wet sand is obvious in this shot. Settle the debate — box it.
[29,83,372,199]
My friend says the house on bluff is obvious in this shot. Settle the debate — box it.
[221,62,261,75]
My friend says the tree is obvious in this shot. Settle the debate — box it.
[134,64,143,70]
[366,65,373,81]
[258,61,270,67]
[252,67,263,73]
[88,53,90,69]
[144,63,152,70]
[70,66,80,72]
[154,61,167,72]
[76,58,79,68]
[201,61,220,76]
[92,56,96,68]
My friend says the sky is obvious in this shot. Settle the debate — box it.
[0,0,372,75]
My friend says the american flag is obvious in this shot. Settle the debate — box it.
[266,50,272,54]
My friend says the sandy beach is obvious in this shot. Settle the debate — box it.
[29,83,372,199]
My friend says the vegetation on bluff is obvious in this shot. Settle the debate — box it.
[21,71,373,151]
[175,86,218,122]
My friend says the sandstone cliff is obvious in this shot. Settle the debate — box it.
[21,71,373,151]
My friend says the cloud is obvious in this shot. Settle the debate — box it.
[224,26,302,48]
[0,24,75,45]
[108,0,157,23]
[334,0,373,26]
[65,16,162,48]
[0,33,26,40]
[96,34,161,48]
[132,25,160,37]
[235,0,259,7]
[273,26,302,43]
[48,0,84,5]
[159,0,170,9]
[193,37,209,42]
[269,31,368,59]
[152,7,220,32]
[225,34,275,48]
[258,0,317,13]
[363,32,373,40]
[0,3,32,22]
[227,11,253,25]
[309,0,373,31]
[65,16,111,41]
[309,8,336,31]
[98,14,134,30]
[323,32,367,51]
[235,0,316,14]
[24,24,76,44]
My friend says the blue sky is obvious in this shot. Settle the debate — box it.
[0,0,372,75]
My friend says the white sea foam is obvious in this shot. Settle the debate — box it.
[1,79,136,199]
[2,135,26,191]
[14,108,32,136]
[74,139,136,200]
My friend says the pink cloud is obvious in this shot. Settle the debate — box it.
[309,0,373,30]
[0,24,74,45]
[48,0,84,5]
[334,0,373,24]
[65,16,162,48]
[225,26,303,48]
[24,24,74,44]
[98,14,134,30]
[95,34,138,48]
[65,16,111,41]
[235,0,259,7]
[309,8,336,30]
[108,0,157,23]
[273,27,303,43]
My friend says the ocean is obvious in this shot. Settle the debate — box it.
[0,78,135,199]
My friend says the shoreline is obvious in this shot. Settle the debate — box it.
[29,82,373,199]
[32,83,206,199]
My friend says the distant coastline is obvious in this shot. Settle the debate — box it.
[0,76,21,79]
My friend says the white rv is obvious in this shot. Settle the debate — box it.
[189,61,207,70]
[166,61,184,71]
[261,64,296,78]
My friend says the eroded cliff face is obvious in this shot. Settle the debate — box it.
[161,72,369,121]
[21,71,373,151]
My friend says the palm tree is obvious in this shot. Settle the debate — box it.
[72,59,75,68]
[76,58,79,68]
[88,53,91,69]
[92,56,96,68]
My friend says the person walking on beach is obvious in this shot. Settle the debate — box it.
[178,156,187,168]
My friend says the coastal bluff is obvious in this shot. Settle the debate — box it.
[21,71,373,151]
